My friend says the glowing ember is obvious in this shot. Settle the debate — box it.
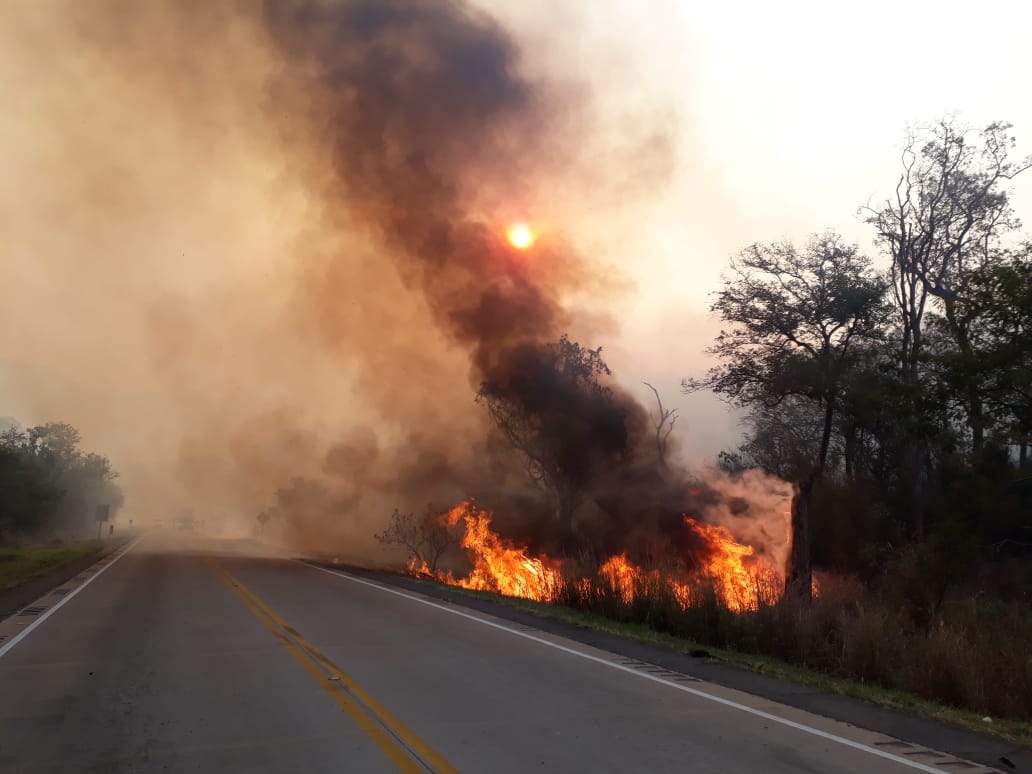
[507,222,535,249]
[416,500,783,612]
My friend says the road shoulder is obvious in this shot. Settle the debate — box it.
[0,537,131,621]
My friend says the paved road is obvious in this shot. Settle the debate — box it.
[0,536,1000,773]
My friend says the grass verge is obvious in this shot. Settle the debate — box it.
[0,543,102,593]
[397,573,1032,749]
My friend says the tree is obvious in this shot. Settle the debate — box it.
[965,246,1032,460]
[0,446,61,538]
[643,382,678,469]
[685,233,886,596]
[27,422,83,474]
[375,507,455,573]
[477,335,625,536]
[862,119,1031,536]
[0,420,124,540]
[723,398,826,482]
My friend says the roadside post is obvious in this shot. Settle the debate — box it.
[95,504,110,540]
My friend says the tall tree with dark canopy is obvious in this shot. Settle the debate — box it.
[965,245,1032,460]
[685,233,886,596]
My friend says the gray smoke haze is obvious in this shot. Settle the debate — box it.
[0,0,790,562]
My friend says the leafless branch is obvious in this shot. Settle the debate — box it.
[644,382,679,468]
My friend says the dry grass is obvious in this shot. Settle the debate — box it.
[547,567,1032,723]
[0,542,101,592]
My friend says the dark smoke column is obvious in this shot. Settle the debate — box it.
[264,0,572,376]
[265,1,713,557]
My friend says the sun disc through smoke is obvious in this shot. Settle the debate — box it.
[507,222,535,250]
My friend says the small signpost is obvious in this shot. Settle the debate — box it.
[95,504,110,540]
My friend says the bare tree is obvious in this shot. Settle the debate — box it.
[375,507,455,573]
[861,118,1031,538]
[643,382,678,468]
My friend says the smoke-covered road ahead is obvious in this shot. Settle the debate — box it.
[0,537,1002,773]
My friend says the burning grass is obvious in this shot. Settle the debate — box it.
[414,502,564,601]
[409,500,787,613]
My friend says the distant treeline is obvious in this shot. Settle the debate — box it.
[0,418,123,543]
[690,118,1032,597]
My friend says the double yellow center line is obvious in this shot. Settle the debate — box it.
[205,558,459,774]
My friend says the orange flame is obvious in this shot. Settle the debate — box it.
[683,516,774,612]
[432,502,561,601]
[417,500,785,612]
[598,553,640,604]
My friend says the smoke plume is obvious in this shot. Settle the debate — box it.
[0,0,790,567]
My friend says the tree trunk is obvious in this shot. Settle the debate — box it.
[1020,440,1028,468]
[901,349,926,541]
[786,474,814,600]
[843,423,857,482]
[817,398,835,475]
[656,429,668,470]
[906,441,927,541]
[967,383,985,454]
[945,303,985,453]
[785,397,834,601]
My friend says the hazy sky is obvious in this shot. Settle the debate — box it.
[482,0,1032,453]
[2,0,1031,517]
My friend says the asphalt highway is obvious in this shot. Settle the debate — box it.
[0,535,1004,773]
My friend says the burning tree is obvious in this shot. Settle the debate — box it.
[476,335,627,537]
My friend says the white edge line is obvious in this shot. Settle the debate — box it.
[0,536,144,660]
[303,562,952,774]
